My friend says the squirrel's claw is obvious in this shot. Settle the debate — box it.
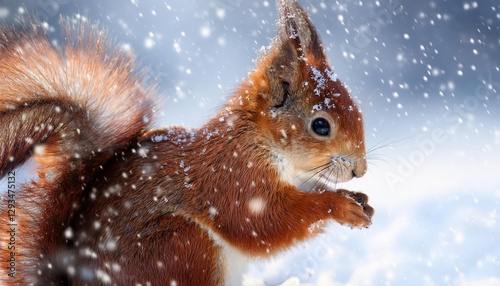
[331,189,374,229]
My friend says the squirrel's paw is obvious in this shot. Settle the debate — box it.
[330,189,374,229]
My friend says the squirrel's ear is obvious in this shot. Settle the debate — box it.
[267,0,327,85]
[276,0,326,64]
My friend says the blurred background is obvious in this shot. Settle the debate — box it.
[1,0,499,285]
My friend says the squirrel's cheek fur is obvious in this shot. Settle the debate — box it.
[0,0,372,285]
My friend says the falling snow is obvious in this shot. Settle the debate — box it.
[0,1,498,285]
[311,66,326,96]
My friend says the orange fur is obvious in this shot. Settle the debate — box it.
[0,1,373,285]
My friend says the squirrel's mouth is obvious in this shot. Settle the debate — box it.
[319,168,354,186]
[317,171,340,188]
[296,165,355,193]
[319,156,358,187]
[294,170,350,193]
[275,152,357,193]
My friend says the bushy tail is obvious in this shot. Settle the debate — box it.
[0,19,156,176]
[0,18,156,283]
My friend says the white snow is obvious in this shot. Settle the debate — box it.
[242,125,500,285]
[0,8,9,19]
[200,25,212,38]
[311,67,326,96]
[248,197,266,215]
[0,1,498,285]
[144,37,155,49]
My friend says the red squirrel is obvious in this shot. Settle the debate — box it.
[0,0,373,285]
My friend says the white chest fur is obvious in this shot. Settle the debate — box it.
[219,238,249,286]
[197,222,249,285]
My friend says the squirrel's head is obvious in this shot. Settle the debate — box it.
[231,0,366,191]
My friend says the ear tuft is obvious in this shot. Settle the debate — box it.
[276,0,326,62]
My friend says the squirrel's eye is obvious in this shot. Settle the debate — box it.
[311,118,330,136]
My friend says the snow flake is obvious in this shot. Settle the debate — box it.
[310,66,338,96]
[311,67,326,95]
[325,68,338,82]
[209,207,218,218]
[280,129,287,139]
[66,266,76,276]
[100,238,118,251]
[80,247,98,259]
[64,227,73,239]
[216,8,226,19]
[0,7,9,19]
[217,36,226,46]
[324,98,335,109]
[151,134,168,143]
[34,144,46,155]
[150,130,195,145]
[200,25,212,38]
[463,2,478,10]
[138,147,149,158]
[144,37,155,49]
[202,127,220,140]
[248,197,266,215]
[173,40,182,53]
[95,269,111,284]
[312,103,323,111]
[111,263,121,272]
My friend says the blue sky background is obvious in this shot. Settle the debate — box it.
[1,1,499,285]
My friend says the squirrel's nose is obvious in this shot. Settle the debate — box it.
[352,169,364,178]
[352,158,367,178]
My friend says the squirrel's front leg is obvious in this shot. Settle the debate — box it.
[204,187,373,255]
[288,188,373,229]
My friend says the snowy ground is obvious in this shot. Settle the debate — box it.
[244,123,500,285]
[1,0,499,285]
